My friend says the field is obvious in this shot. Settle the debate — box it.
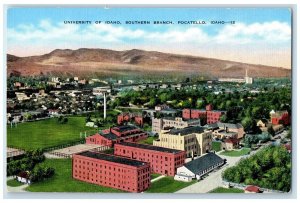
[220,148,251,157]
[7,179,24,187]
[7,116,96,151]
[209,187,244,193]
[26,159,123,192]
[145,176,196,193]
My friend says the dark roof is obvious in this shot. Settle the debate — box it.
[184,153,225,174]
[168,126,205,135]
[207,122,243,130]
[100,132,118,140]
[77,151,147,167]
[117,142,183,154]
[114,125,139,132]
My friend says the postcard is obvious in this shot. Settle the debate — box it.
[5,6,292,194]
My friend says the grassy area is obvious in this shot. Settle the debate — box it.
[212,141,222,152]
[138,136,156,145]
[220,148,251,157]
[26,159,123,192]
[150,173,161,180]
[7,116,95,151]
[209,187,244,193]
[145,176,196,193]
[7,179,24,187]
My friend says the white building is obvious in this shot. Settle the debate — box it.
[175,153,226,181]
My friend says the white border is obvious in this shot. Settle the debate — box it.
[1,0,299,202]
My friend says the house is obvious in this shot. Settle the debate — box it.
[117,112,144,126]
[244,185,262,193]
[17,171,31,184]
[114,142,185,176]
[207,122,245,139]
[270,110,290,125]
[175,153,226,181]
[257,119,270,132]
[72,152,150,193]
[222,138,240,150]
[153,126,212,157]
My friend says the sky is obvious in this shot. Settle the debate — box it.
[6,7,291,68]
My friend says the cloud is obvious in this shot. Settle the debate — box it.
[214,21,291,44]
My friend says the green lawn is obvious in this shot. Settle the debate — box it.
[209,187,244,193]
[150,173,161,180]
[138,136,156,145]
[7,116,96,151]
[212,141,222,152]
[145,176,196,193]
[26,159,124,192]
[220,148,251,157]
[7,179,24,187]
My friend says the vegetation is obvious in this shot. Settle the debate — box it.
[7,179,25,187]
[7,149,45,176]
[26,159,123,192]
[212,141,222,152]
[220,148,251,157]
[138,136,156,145]
[243,132,272,148]
[7,116,95,150]
[222,146,291,192]
[111,82,291,127]
[145,176,196,193]
[209,187,244,193]
[30,166,55,182]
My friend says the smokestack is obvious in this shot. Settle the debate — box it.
[103,92,107,119]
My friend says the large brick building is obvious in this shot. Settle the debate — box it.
[86,125,148,147]
[72,151,150,193]
[182,104,226,124]
[114,142,186,176]
[152,117,200,134]
[153,126,212,157]
[117,112,144,126]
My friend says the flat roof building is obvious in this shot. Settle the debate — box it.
[114,142,186,176]
[72,151,150,193]
[153,126,213,157]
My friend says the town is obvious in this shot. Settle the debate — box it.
[6,73,292,193]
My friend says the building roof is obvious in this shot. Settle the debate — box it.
[245,185,261,193]
[100,132,118,140]
[168,126,205,136]
[116,142,183,154]
[207,122,243,130]
[224,138,240,144]
[183,153,225,174]
[77,151,147,167]
[114,125,139,132]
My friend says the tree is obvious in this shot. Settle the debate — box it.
[62,117,68,124]
[268,126,276,136]
[242,117,252,132]
[86,114,92,123]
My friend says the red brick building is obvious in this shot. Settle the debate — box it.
[117,112,144,126]
[86,125,148,147]
[182,104,226,124]
[73,151,150,192]
[114,142,186,176]
[270,110,290,125]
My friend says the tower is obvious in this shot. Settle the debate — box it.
[245,69,253,84]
